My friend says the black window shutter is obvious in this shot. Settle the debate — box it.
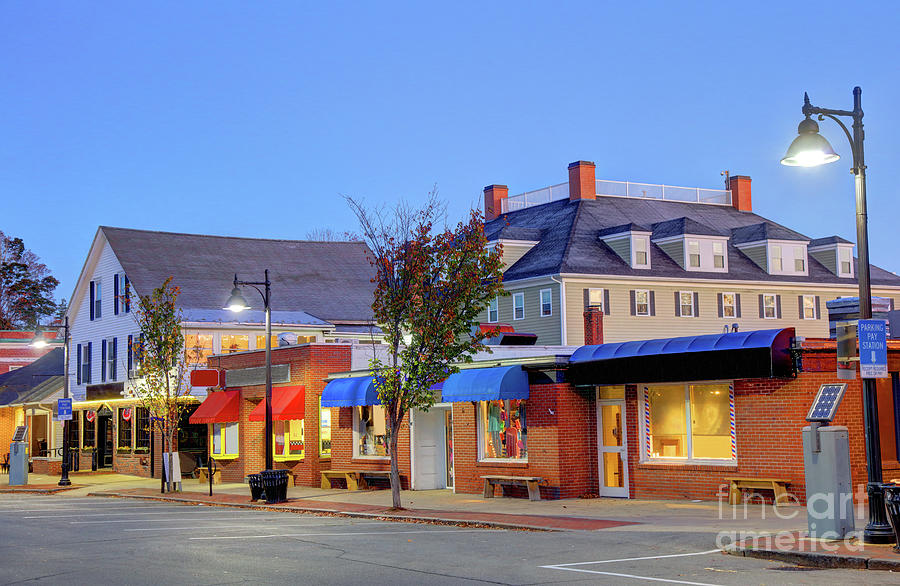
[604,289,610,315]
[798,295,804,319]
[127,335,133,376]
[111,338,117,381]
[693,292,700,318]
[735,293,742,318]
[124,275,130,313]
[90,281,95,321]
[86,342,92,384]
[815,296,821,319]
[101,342,107,383]
[674,291,681,317]
[76,344,82,385]
[776,295,783,319]
[717,293,724,318]
[758,294,764,318]
[649,291,656,316]
[114,274,119,315]
[630,290,636,316]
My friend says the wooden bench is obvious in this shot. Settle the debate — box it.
[197,468,222,485]
[726,477,791,506]
[321,470,392,491]
[482,475,543,501]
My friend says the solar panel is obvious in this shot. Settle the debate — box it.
[11,425,27,442]
[806,383,847,422]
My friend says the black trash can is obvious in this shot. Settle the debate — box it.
[884,483,900,552]
[247,474,264,501]
[261,469,289,504]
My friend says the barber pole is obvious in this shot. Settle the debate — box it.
[729,385,736,459]
[643,386,651,458]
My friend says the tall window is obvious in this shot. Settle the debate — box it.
[355,405,389,457]
[82,411,95,448]
[802,295,817,319]
[643,383,734,462]
[106,338,117,382]
[211,423,239,457]
[221,334,249,354]
[771,245,783,272]
[633,237,649,267]
[478,399,527,460]
[839,247,852,276]
[487,298,499,323]
[185,334,214,365]
[94,281,102,319]
[80,343,91,384]
[721,292,736,318]
[634,290,650,316]
[679,291,695,317]
[794,246,806,271]
[319,399,331,457]
[68,415,80,450]
[587,288,605,312]
[688,241,701,268]
[713,241,725,269]
[135,407,150,450]
[540,289,552,317]
[256,334,278,349]
[513,292,525,320]
[763,294,777,319]
[274,419,304,460]
[117,408,132,450]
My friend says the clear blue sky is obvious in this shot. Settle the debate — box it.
[3,2,899,302]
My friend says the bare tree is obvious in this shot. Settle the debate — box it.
[304,228,361,242]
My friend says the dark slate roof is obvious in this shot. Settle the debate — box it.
[810,235,853,246]
[650,217,722,239]
[485,225,543,242]
[731,221,809,244]
[101,227,376,324]
[596,223,651,237]
[0,348,64,406]
[484,197,900,286]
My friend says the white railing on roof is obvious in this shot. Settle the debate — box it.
[501,182,569,213]
[595,179,731,205]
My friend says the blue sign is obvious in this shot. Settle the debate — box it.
[57,397,73,421]
[859,319,888,379]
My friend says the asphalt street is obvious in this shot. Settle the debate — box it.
[0,495,893,585]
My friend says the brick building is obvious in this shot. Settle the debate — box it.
[0,330,60,375]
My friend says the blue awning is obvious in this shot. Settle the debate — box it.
[321,376,380,407]
[569,328,795,384]
[440,365,529,403]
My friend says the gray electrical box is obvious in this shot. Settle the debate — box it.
[802,425,854,539]
[9,441,29,486]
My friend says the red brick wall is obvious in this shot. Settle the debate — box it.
[0,407,19,454]
[326,406,411,489]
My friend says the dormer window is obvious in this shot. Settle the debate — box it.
[598,224,652,270]
[808,237,853,278]
[839,247,852,276]
[771,245,783,272]
[764,242,808,276]
[794,246,805,272]
[688,241,700,268]
[649,218,727,273]
[633,236,649,267]
[713,242,725,268]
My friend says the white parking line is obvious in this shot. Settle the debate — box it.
[540,549,723,586]
[192,528,494,540]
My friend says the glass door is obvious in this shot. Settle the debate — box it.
[597,387,628,497]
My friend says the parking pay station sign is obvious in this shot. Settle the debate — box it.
[57,397,73,421]
[859,319,888,379]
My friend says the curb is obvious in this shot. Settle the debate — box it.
[87,491,557,532]
[726,545,900,571]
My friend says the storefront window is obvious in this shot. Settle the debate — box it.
[211,422,239,457]
[319,399,332,457]
[118,408,133,450]
[478,399,527,460]
[274,419,304,460]
[82,411,96,448]
[135,407,150,451]
[644,383,734,462]
[256,334,278,349]
[221,334,249,354]
[185,334,214,364]
[355,405,389,457]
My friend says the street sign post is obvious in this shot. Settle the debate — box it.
[859,319,888,379]
[57,397,73,421]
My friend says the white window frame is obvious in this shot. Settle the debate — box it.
[802,294,817,320]
[794,246,806,272]
[94,279,103,320]
[770,245,783,272]
[687,240,701,268]
[211,422,239,458]
[586,288,605,312]
[721,292,736,318]
[838,247,853,277]
[539,288,552,317]
[80,342,91,384]
[487,298,499,323]
[353,405,390,460]
[106,338,116,382]
[712,241,725,269]
[639,383,737,465]
[512,292,525,320]
[634,289,650,316]
[763,293,777,319]
[632,235,650,268]
[679,291,695,318]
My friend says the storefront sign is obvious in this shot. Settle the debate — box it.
[224,364,290,388]
[859,319,888,379]
[57,398,73,421]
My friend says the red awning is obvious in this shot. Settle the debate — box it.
[188,390,240,424]
[249,385,305,421]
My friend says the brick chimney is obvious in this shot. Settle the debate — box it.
[483,184,508,221]
[583,307,604,345]
[568,160,596,201]
[728,175,752,212]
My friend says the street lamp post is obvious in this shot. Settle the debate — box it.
[31,316,71,487]
[224,270,273,471]
[781,86,894,544]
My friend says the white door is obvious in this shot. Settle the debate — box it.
[412,408,446,490]
[597,395,628,497]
